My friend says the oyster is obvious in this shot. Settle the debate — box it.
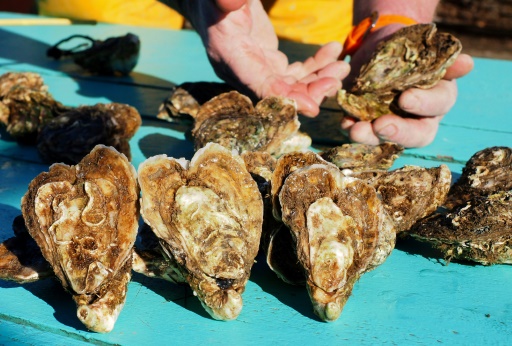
[353,165,452,233]
[192,91,311,156]
[0,72,69,143]
[444,146,512,210]
[275,160,395,321]
[0,215,52,283]
[409,191,512,265]
[19,145,139,333]
[337,23,462,121]
[47,33,140,76]
[407,146,512,264]
[157,82,235,121]
[320,142,404,171]
[37,103,142,164]
[137,142,263,320]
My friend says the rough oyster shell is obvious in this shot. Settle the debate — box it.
[444,146,512,210]
[320,142,404,171]
[192,91,310,156]
[138,142,263,320]
[20,145,139,333]
[409,191,512,265]
[0,215,52,283]
[352,165,452,232]
[277,162,395,321]
[0,72,69,144]
[337,24,462,121]
[37,103,141,164]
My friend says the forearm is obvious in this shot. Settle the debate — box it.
[353,0,440,24]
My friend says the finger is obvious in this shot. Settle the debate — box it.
[299,61,348,85]
[287,42,343,79]
[444,53,474,80]
[372,114,441,147]
[346,121,381,145]
[398,79,457,117]
[215,0,247,12]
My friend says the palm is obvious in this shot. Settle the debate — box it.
[201,0,347,116]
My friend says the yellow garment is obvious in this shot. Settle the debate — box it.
[38,0,353,44]
[37,0,184,29]
[265,0,353,45]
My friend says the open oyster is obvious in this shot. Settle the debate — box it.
[337,24,462,121]
[137,142,263,320]
[17,145,139,333]
[192,91,311,156]
[0,72,69,143]
[37,103,142,164]
[408,146,512,264]
[320,142,404,171]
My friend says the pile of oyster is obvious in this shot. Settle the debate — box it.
[0,72,141,164]
[337,23,462,121]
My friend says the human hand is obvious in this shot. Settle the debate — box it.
[341,25,475,148]
[186,0,350,116]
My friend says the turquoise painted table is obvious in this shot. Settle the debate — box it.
[0,12,511,345]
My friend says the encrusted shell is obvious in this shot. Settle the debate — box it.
[20,145,139,333]
[192,91,310,155]
[138,142,263,320]
[337,24,462,121]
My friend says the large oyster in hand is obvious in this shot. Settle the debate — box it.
[19,145,139,333]
[337,24,462,121]
[192,91,311,156]
[138,142,263,320]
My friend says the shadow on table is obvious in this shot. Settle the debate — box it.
[249,253,319,321]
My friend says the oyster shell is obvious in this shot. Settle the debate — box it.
[320,142,404,171]
[407,146,512,265]
[138,142,263,320]
[0,215,52,283]
[337,24,462,121]
[20,145,139,333]
[353,165,452,232]
[276,161,395,321]
[444,146,512,210]
[37,103,142,164]
[0,72,69,144]
[409,191,512,265]
[192,91,311,156]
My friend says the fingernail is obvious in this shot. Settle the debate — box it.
[377,124,397,139]
[400,93,419,111]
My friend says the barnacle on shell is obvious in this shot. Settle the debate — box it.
[20,145,139,333]
[138,142,263,320]
[37,103,141,164]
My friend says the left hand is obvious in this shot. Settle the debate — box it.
[340,25,475,148]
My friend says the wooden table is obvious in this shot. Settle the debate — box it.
[0,12,511,345]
